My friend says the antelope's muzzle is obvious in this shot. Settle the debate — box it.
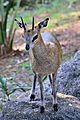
[26,44,30,50]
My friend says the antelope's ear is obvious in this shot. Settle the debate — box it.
[15,18,23,28]
[38,18,49,29]
[15,17,27,31]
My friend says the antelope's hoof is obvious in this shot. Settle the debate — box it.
[53,104,58,112]
[40,106,45,113]
[30,94,35,101]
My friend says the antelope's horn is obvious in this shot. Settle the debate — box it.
[32,16,34,30]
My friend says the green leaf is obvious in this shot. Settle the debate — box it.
[42,76,47,81]
[9,87,26,95]
[0,76,8,94]
[0,76,7,87]
[0,0,5,44]
[9,28,16,51]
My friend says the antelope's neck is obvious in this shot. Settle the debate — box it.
[32,34,46,59]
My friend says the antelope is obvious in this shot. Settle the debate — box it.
[15,17,62,113]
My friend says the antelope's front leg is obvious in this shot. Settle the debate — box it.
[38,74,45,113]
[30,72,37,101]
[52,73,58,111]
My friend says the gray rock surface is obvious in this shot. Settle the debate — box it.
[0,50,80,120]
[57,50,80,99]
[1,93,80,120]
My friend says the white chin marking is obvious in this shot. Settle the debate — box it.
[30,44,34,49]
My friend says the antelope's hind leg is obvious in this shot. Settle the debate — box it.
[49,74,53,95]
[30,72,37,101]
[38,74,45,113]
[51,74,58,111]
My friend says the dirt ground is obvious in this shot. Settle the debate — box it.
[0,20,80,100]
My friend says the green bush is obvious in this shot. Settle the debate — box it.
[0,0,20,56]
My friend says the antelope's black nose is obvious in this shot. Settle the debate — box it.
[26,44,30,50]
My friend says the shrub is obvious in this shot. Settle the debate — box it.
[0,0,21,56]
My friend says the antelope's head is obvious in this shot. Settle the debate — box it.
[15,17,49,50]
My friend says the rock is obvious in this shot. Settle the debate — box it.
[0,50,80,120]
[0,113,2,119]
[1,93,80,120]
[57,50,80,99]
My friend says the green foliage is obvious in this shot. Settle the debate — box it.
[19,61,30,68]
[0,76,8,95]
[0,76,26,101]
[0,76,9,100]
[19,0,70,28]
[0,0,21,55]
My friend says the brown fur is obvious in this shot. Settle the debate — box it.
[30,30,62,76]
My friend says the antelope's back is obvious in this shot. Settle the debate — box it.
[41,31,62,66]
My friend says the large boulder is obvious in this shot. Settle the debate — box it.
[0,92,80,120]
[0,51,80,120]
[57,50,80,99]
